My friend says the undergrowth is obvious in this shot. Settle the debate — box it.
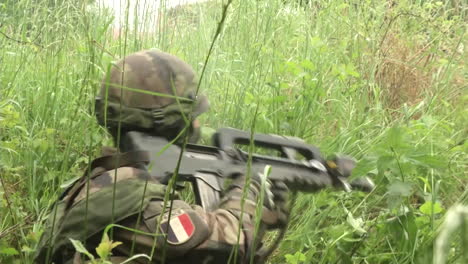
[0,0,466,263]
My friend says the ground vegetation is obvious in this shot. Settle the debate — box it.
[0,0,466,263]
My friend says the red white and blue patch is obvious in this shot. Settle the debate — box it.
[160,212,195,245]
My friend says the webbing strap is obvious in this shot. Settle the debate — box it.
[90,150,150,171]
[63,151,150,210]
[50,179,166,263]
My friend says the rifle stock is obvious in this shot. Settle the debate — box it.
[121,128,374,211]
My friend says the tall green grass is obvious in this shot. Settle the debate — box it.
[0,0,466,263]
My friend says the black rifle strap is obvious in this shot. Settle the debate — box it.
[62,150,150,210]
[89,150,150,171]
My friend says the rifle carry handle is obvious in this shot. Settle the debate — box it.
[213,127,323,161]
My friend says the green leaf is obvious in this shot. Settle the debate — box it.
[387,126,404,149]
[387,181,413,197]
[345,63,360,77]
[351,157,377,178]
[45,128,56,136]
[338,3,349,10]
[285,251,306,264]
[21,246,34,253]
[96,233,122,260]
[377,155,396,177]
[420,201,443,215]
[407,154,446,168]
[265,95,288,104]
[0,247,19,256]
[96,234,111,259]
[285,254,296,264]
[438,58,449,66]
[310,36,324,48]
[300,59,315,71]
[346,211,367,235]
[69,238,94,261]
[33,138,49,152]
[417,176,431,191]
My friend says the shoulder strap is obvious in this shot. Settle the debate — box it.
[89,150,150,171]
[63,150,150,209]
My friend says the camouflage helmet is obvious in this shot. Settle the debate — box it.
[95,50,209,142]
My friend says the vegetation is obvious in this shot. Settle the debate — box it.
[0,0,466,263]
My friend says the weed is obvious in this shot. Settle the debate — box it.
[0,0,466,263]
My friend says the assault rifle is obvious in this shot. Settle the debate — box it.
[121,127,374,211]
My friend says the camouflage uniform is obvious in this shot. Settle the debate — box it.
[36,149,264,264]
[35,50,285,264]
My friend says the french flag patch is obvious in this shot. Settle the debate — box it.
[160,212,195,245]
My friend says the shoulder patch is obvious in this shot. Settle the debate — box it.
[160,211,195,245]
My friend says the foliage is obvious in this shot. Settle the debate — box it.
[0,0,466,263]
[69,233,149,264]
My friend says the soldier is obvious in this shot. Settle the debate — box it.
[35,50,289,264]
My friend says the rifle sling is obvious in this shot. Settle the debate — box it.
[63,150,150,209]
[89,150,150,171]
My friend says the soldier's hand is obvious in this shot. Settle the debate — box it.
[261,180,290,230]
[219,175,290,230]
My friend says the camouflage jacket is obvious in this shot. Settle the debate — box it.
[35,149,264,264]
